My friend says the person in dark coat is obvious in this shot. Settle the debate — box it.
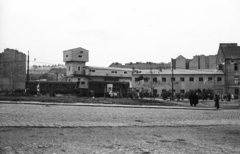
[192,92,199,106]
[188,91,194,106]
[214,94,220,109]
[227,93,231,101]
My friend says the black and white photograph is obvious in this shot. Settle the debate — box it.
[0,0,240,153]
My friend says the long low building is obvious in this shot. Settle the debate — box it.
[132,69,225,96]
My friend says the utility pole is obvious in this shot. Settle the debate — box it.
[26,51,30,89]
[150,62,153,99]
[171,58,174,100]
[224,59,228,95]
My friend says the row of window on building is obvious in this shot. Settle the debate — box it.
[219,63,239,71]
[68,66,130,75]
[156,89,239,94]
[135,77,222,82]
[65,54,83,58]
[89,69,129,74]
[69,66,82,71]
[149,88,239,95]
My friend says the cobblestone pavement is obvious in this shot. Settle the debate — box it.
[0,104,240,127]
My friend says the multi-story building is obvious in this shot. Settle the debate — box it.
[63,47,132,89]
[132,69,225,96]
[216,43,240,98]
[174,54,217,70]
[0,48,26,89]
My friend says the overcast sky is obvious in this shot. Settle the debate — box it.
[1,0,240,67]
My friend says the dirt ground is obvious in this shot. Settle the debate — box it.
[1,125,240,154]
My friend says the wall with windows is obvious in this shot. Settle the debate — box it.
[225,59,240,98]
[63,48,89,62]
[84,67,132,78]
[63,47,88,77]
[225,59,240,85]
[65,62,86,76]
[132,72,225,95]
[216,43,240,98]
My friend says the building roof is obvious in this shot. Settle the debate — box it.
[133,69,224,75]
[63,47,89,52]
[221,46,240,59]
[176,55,186,59]
[84,66,132,71]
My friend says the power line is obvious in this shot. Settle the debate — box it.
[30,60,61,65]
[0,59,63,66]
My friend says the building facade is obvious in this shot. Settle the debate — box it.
[216,43,240,98]
[132,69,225,96]
[63,47,132,89]
[0,48,26,89]
[174,55,217,70]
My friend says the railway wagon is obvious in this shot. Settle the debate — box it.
[27,80,130,97]
[27,81,77,95]
[88,81,130,97]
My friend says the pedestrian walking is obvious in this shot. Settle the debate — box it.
[214,94,220,109]
[192,92,199,106]
[188,91,194,106]
[227,93,231,101]
[37,83,40,96]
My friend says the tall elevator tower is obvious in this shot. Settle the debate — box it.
[63,47,89,82]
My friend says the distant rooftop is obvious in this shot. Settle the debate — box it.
[30,65,66,70]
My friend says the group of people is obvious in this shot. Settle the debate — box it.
[188,91,222,109]
[212,93,234,109]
